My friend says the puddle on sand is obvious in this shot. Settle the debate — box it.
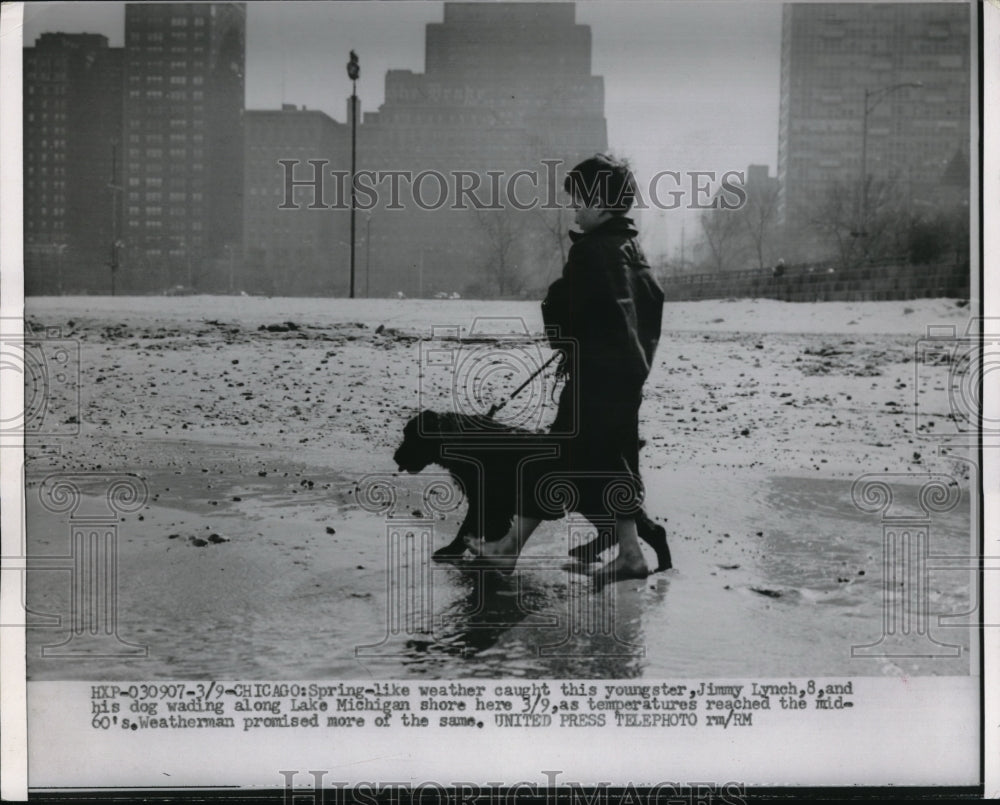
[25,471,973,680]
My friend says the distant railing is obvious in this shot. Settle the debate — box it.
[659,258,969,302]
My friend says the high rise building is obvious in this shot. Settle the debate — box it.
[358,2,608,297]
[243,106,350,295]
[122,2,245,291]
[777,3,971,258]
[23,34,123,294]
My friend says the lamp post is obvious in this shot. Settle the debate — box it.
[346,50,360,299]
[856,81,923,253]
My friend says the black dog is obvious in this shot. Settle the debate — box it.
[393,410,671,570]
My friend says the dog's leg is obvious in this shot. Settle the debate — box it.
[636,510,672,572]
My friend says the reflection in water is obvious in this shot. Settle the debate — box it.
[394,562,663,679]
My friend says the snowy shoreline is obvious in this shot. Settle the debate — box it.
[21,296,975,679]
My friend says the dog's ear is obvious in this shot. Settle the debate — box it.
[418,409,439,433]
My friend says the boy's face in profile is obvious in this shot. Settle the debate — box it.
[570,193,614,233]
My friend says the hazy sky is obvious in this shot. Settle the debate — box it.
[20,1,782,257]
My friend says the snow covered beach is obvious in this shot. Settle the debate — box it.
[22,296,975,679]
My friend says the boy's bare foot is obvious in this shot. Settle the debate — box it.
[462,535,519,574]
[568,532,612,563]
[588,551,649,584]
[570,519,673,572]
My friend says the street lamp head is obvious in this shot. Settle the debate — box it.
[347,50,360,81]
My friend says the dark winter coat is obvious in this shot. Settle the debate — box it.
[541,216,663,384]
[520,215,663,521]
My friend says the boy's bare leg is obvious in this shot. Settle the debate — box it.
[590,516,649,582]
[463,515,541,572]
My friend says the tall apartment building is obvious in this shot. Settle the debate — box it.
[23,33,123,294]
[358,2,608,297]
[777,3,971,257]
[243,106,349,295]
[122,2,245,291]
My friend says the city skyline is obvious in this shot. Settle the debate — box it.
[22,1,784,258]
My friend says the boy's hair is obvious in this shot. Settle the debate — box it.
[564,153,637,214]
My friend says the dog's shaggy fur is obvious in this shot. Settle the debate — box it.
[393,410,672,570]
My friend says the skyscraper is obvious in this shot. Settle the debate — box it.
[23,33,123,294]
[244,106,349,295]
[122,2,245,291]
[358,2,608,297]
[777,3,971,259]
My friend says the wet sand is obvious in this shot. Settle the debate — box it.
[22,296,975,679]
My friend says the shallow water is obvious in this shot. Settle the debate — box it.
[25,464,973,680]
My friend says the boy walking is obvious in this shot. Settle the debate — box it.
[465,154,666,581]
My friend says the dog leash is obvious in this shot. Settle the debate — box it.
[487,352,562,418]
